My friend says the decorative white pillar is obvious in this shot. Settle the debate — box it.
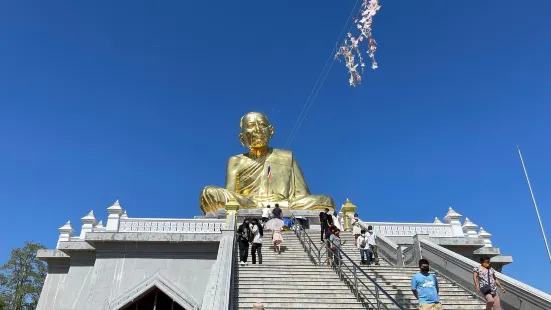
[106,200,123,232]
[462,217,478,238]
[120,210,129,219]
[444,206,464,237]
[94,220,106,232]
[433,217,442,224]
[478,227,493,247]
[80,210,98,239]
[57,221,74,248]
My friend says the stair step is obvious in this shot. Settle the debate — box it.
[236,285,354,290]
[234,229,486,310]
[236,292,477,300]
[236,279,346,284]
[235,302,368,309]
[236,297,364,303]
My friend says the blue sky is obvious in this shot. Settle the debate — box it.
[1,0,550,292]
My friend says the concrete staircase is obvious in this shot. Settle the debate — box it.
[233,229,487,309]
[336,232,487,310]
[233,230,368,310]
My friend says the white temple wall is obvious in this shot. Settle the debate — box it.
[37,242,218,310]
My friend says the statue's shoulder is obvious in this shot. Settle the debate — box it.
[227,154,245,167]
[271,148,293,158]
[269,148,295,167]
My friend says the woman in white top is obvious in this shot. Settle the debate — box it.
[351,213,362,241]
[251,218,263,264]
[332,212,343,231]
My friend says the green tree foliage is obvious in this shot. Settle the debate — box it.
[0,293,9,310]
[0,241,47,310]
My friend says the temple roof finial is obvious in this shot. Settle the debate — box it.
[81,210,96,221]
[59,220,74,232]
[444,206,462,223]
[107,199,123,215]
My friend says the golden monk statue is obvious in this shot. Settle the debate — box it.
[200,112,335,214]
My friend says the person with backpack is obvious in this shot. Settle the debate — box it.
[356,229,372,266]
[237,218,253,265]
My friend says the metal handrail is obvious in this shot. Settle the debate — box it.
[402,244,416,267]
[290,215,405,310]
[355,218,402,266]
[428,265,486,303]
[291,215,321,264]
[228,216,239,310]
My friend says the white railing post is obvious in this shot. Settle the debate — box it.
[478,227,493,247]
[106,200,124,232]
[80,210,97,239]
[444,206,464,237]
[94,220,106,232]
[57,221,74,248]
[462,217,478,238]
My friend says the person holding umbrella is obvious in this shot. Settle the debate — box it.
[265,216,284,254]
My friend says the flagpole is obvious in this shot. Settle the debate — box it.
[517,146,551,263]
[266,165,270,198]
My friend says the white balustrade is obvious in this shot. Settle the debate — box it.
[372,222,453,237]
[118,218,227,234]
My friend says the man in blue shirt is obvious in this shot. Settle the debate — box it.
[411,259,441,310]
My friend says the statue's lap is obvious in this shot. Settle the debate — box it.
[200,185,334,213]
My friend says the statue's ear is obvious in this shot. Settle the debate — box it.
[269,125,275,139]
[239,133,246,147]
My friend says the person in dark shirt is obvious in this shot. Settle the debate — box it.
[236,219,253,265]
[319,208,331,242]
[272,204,282,219]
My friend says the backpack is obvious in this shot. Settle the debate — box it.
[240,226,250,241]
[360,237,367,248]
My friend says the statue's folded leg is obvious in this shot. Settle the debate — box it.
[289,195,335,210]
[200,185,257,214]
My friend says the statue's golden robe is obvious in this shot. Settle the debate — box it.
[200,149,334,213]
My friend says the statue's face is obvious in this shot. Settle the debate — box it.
[239,112,274,149]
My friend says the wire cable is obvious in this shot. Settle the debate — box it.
[285,0,363,148]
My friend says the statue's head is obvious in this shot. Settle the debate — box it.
[239,112,274,150]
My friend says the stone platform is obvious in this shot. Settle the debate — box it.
[236,209,330,229]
